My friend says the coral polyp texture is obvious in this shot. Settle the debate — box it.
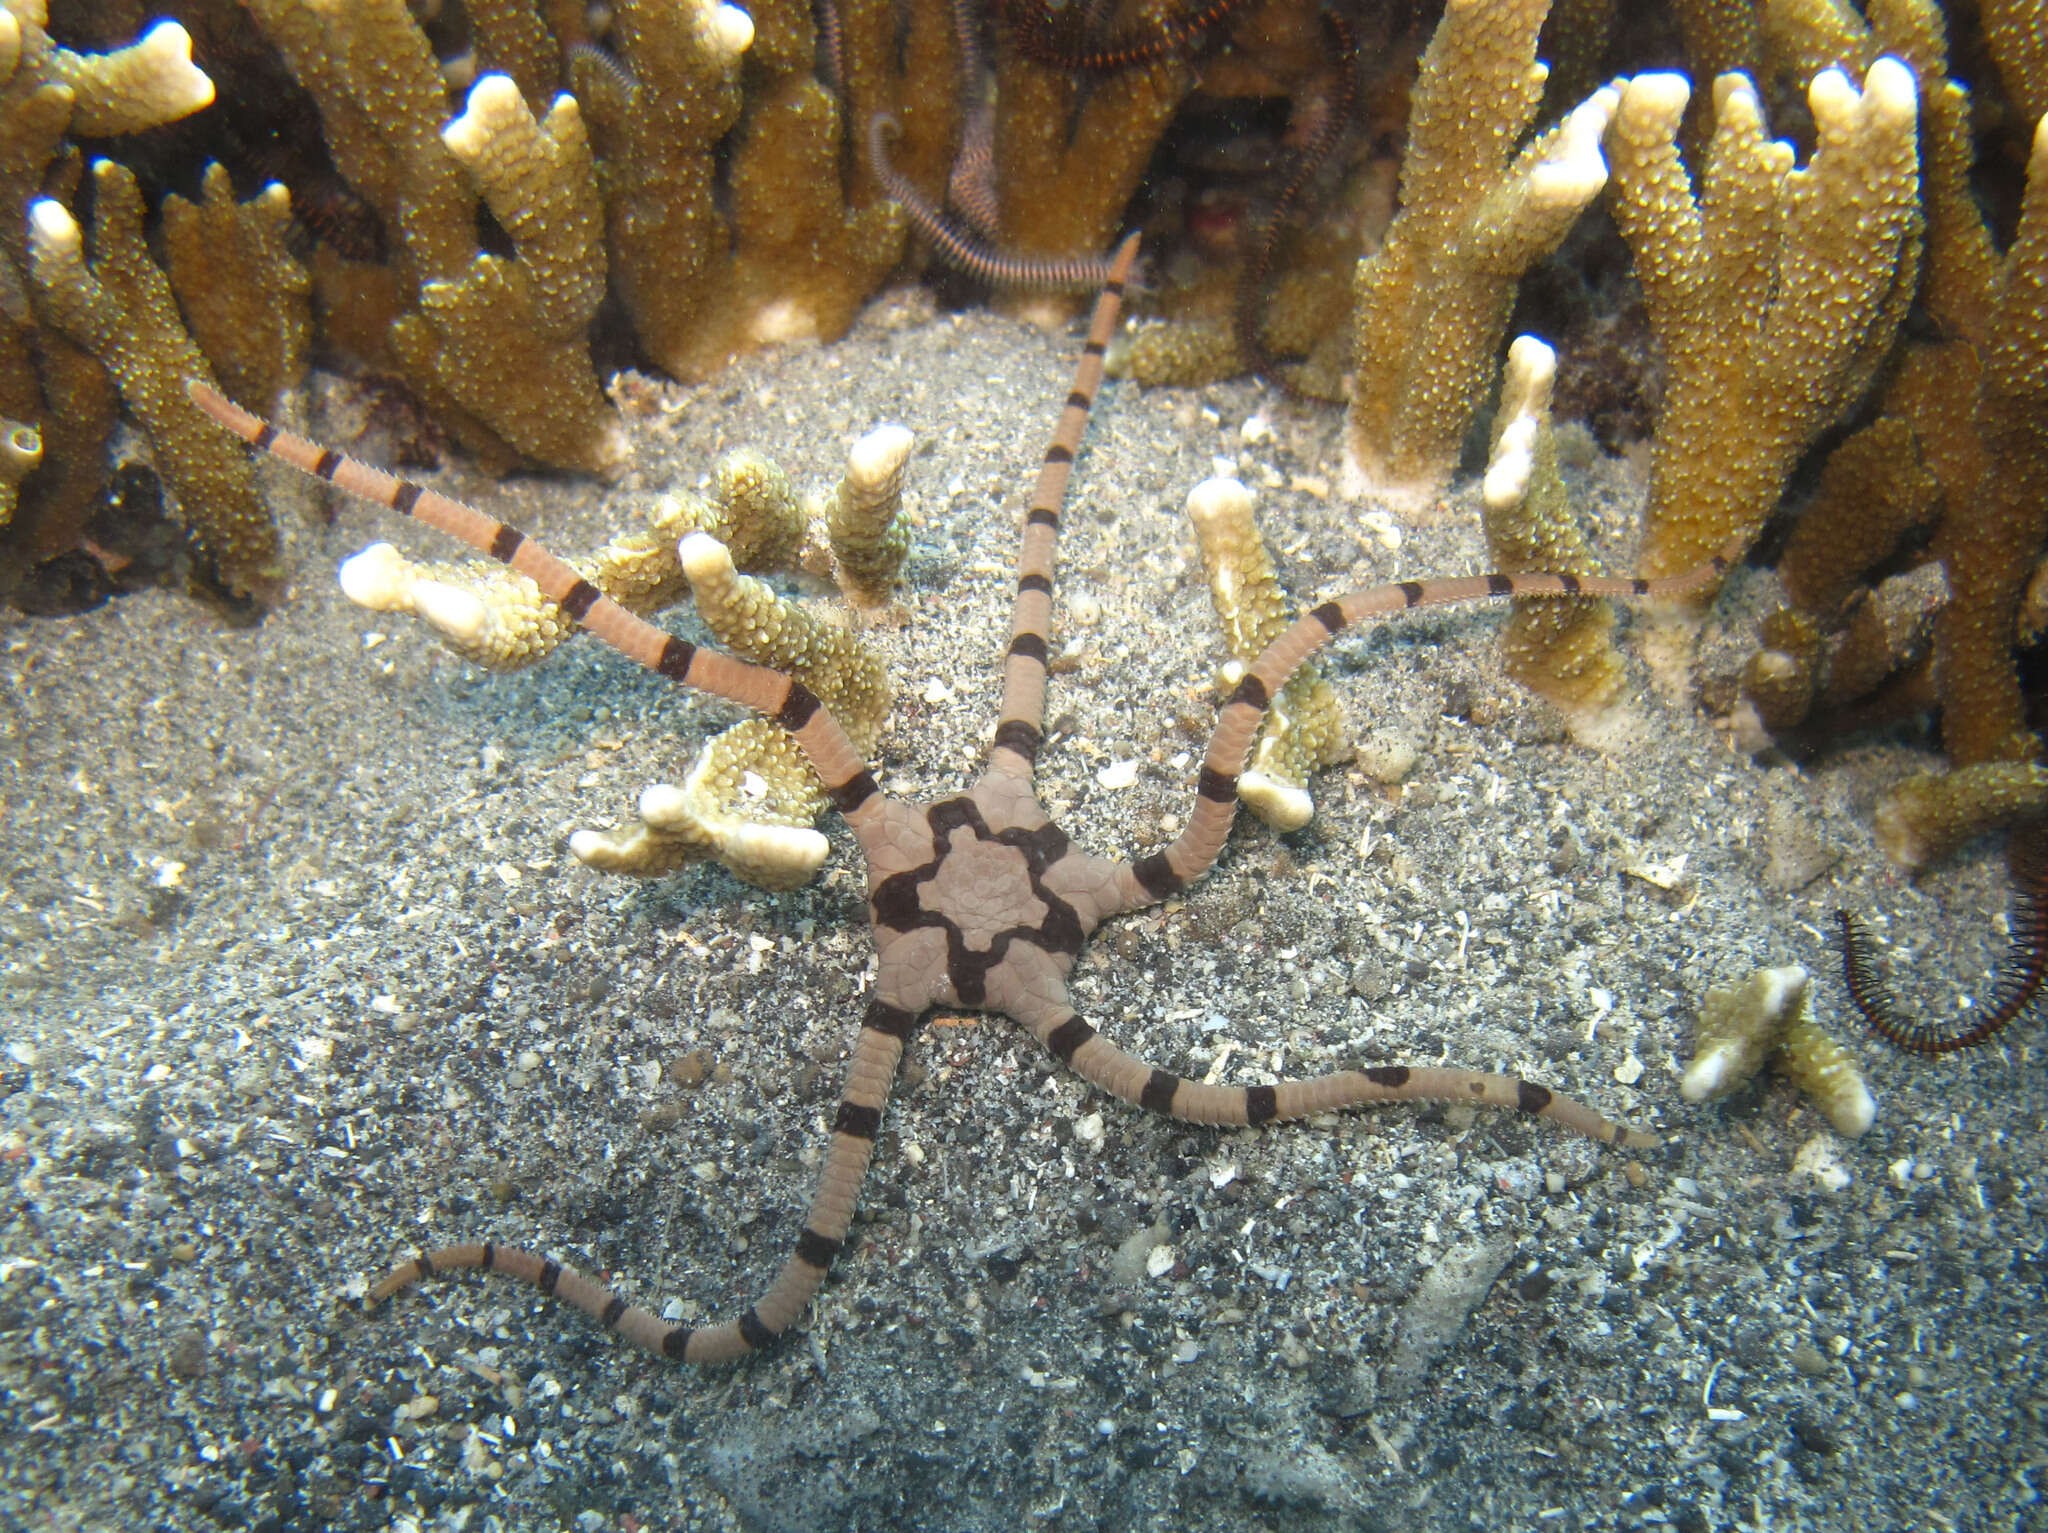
[1606,62,1920,614]
[1342,0,1618,512]
[0,6,218,587]
[28,169,282,601]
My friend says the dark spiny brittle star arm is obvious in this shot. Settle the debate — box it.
[867,112,1123,292]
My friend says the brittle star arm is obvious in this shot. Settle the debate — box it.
[984,230,1141,783]
[1111,545,1751,913]
[867,113,1123,292]
[186,378,933,1365]
[994,946,1659,1147]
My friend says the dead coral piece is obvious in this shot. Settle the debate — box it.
[1481,335,1631,747]
[27,165,279,600]
[1682,965,1875,1138]
[340,424,911,671]
[1343,0,1618,512]
[1184,476,1346,832]
[1873,763,2048,875]
[1604,62,1921,611]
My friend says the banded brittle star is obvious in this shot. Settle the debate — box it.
[189,235,1733,1369]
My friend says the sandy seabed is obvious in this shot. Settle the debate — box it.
[3,288,2042,1532]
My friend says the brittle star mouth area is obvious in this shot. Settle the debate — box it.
[869,795,1091,1006]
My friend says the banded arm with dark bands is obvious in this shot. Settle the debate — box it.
[987,231,1141,782]
[185,379,896,859]
[369,997,923,1365]
[1013,997,1652,1146]
[1112,533,1753,913]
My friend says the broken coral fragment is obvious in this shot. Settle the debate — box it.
[825,422,914,607]
[568,530,892,889]
[341,423,908,888]
[1185,476,1346,831]
[1683,965,1875,1137]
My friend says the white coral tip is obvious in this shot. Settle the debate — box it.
[566,828,606,863]
[1620,71,1690,128]
[337,543,411,611]
[677,530,736,583]
[848,424,913,486]
[1184,476,1253,532]
[1679,1046,1734,1104]
[444,73,524,159]
[1859,56,1917,123]
[1755,964,1810,1018]
[1830,1080,1877,1139]
[638,782,693,829]
[706,4,754,58]
[1807,67,1858,127]
[26,198,79,253]
[1238,771,1314,833]
[136,22,214,114]
[1482,418,1538,510]
[410,579,490,647]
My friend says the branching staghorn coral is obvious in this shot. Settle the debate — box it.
[1602,60,1920,628]
[1342,0,1618,512]
[241,0,623,477]
[27,163,283,600]
[342,424,913,889]
[579,0,907,381]
[1184,476,1346,831]
[159,164,311,418]
[986,5,1190,321]
[1667,5,2048,1054]
[0,5,213,584]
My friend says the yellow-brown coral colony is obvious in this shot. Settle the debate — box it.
[7,2,2048,1052]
